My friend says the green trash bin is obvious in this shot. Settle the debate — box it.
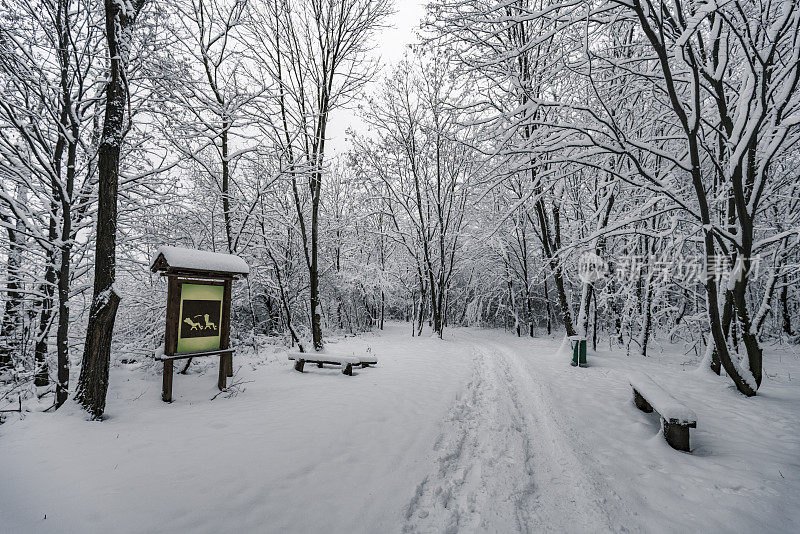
[569,336,587,367]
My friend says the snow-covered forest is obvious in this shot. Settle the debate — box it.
[2,0,800,532]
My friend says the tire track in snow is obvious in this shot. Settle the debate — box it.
[404,338,628,533]
[403,345,539,533]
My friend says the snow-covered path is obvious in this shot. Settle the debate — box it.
[404,343,540,533]
[403,337,629,533]
[2,325,799,533]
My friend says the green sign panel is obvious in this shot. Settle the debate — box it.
[177,283,224,353]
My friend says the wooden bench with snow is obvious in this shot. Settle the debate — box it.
[287,352,377,376]
[629,372,697,452]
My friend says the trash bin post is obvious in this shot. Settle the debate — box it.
[569,336,587,367]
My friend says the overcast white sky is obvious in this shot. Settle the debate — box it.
[326,1,427,156]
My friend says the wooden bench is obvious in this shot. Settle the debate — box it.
[155,348,234,402]
[287,352,377,376]
[356,354,378,368]
[629,372,697,452]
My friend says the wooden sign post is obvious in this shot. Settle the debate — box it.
[150,246,249,402]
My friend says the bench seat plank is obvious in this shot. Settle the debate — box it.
[629,372,696,424]
[359,355,378,366]
[287,352,361,365]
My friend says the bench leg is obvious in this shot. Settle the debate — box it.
[162,360,174,403]
[663,420,691,452]
[343,363,353,376]
[633,389,653,413]
[294,359,305,373]
[218,356,227,390]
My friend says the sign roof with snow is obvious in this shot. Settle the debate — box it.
[150,246,249,277]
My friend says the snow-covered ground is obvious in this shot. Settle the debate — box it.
[1,324,799,533]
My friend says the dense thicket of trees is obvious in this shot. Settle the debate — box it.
[2,0,799,413]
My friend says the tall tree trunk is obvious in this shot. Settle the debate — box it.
[431,275,445,338]
[551,264,574,336]
[34,207,57,387]
[608,275,623,345]
[638,277,653,357]
[532,193,575,337]
[75,135,122,417]
[410,289,416,336]
[76,0,146,419]
[711,287,736,375]
[429,278,441,337]
[781,275,793,337]
[380,290,385,330]
[732,272,762,388]
[524,283,534,337]
[55,0,76,407]
[417,282,426,336]
[592,288,598,351]
[56,228,71,406]
[0,217,23,370]
[221,124,232,253]
[310,195,323,349]
[544,277,552,336]
[309,96,327,350]
[579,283,592,336]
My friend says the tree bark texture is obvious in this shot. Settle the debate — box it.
[75,0,147,418]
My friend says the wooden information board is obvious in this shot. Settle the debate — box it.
[150,246,248,402]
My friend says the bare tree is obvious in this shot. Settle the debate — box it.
[248,0,392,350]
[0,0,102,405]
[352,53,476,338]
[158,0,256,254]
[76,0,149,419]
